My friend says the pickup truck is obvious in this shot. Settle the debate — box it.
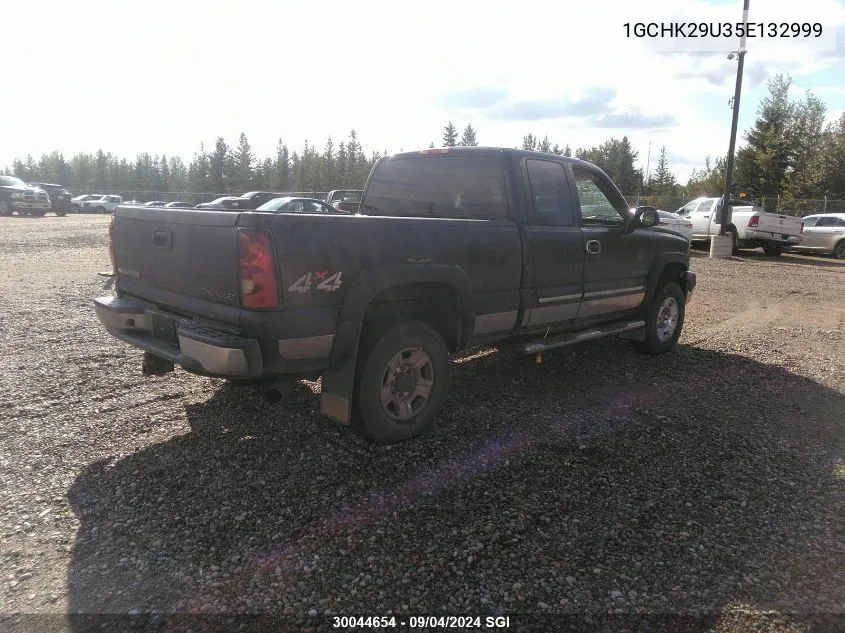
[325,189,363,213]
[677,196,803,256]
[83,194,123,214]
[94,147,696,444]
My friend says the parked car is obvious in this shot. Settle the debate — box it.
[325,189,363,213]
[256,197,350,214]
[231,191,285,210]
[95,146,695,445]
[0,176,52,216]
[124,200,144,205]
[144,201,167,208]
[71,194,102,212]
[28,182,71,216]
[83,194,123,214]
[789,213,845,259]
[676,197,803,255]
[164,201,193,208]
[195,196,242,209]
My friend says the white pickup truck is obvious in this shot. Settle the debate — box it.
[676,197,803,256]
[82,194,123,214]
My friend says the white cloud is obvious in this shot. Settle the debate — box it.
[1,0,843,184]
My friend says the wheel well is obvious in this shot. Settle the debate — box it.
[658,262,687,290]
[362,282,463,352]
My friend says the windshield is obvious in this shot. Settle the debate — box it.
[256,198,291,211]
[0,176,25,187]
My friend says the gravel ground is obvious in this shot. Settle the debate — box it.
[1,215,843,631]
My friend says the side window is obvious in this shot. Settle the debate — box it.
[816,216,838,227]
[802,216,819,227]
[525,159,574,226]
[362,156,508,220]
[696,200,715,215]
[678,200,699,216]
[571,167,627,226]
[303,201,324,213]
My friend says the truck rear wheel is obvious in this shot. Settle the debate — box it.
[763,244,783,257]
[833,240,845,259]
[355,320,450,444]
[637,281,685,355]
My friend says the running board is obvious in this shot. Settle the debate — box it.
[520,320,647,354]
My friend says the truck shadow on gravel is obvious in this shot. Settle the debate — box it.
[66,341,845,627]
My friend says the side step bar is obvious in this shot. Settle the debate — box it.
[520,320,646,355]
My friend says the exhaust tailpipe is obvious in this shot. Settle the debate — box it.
[264,377,295,403]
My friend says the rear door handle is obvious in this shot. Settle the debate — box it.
[702,215,710,219]
[586,240,601,255]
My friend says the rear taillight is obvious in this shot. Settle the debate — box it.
[748,215,760,228]
[238,229,279,309]
[108,215,116,273]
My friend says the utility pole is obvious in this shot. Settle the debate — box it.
[718,0,749,235]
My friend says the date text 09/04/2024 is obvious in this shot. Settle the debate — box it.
[623,22,823,38]
[332,615,511,629]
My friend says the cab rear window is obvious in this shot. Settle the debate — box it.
[363,156,507,220]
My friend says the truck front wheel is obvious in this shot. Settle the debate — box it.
[355,320,450,444]
[637,281,685,355]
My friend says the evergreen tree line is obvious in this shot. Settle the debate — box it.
[5,77,845,213]
[5,130,380,200]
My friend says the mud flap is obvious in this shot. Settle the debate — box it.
[320,324,361,425]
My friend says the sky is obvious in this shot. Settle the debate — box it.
[2,0,844,185]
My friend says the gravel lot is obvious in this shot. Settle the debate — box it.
[1,215,843,631]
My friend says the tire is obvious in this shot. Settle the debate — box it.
[833,240,845,260]
[637,281,686,355]
[30,211,46,217]
[728,228,739,254]
[56,210,67,217]
[354,320,450,444]
[762,244,783,257]
[0,200,10,216]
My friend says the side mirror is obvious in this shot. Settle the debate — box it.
[629,206,660,232]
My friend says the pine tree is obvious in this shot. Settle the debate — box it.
[443,122,458,147]
[210,137,230,193]
[647,146,676,195]
[522,133,537,151]
[459,124,478,146]
[822,114,845,196]
[538,135,552,153]
[787,91,826,197]
[564,144,572,157]
[232,132,254,192]
[734,74,795,196]
[274,139,290,192]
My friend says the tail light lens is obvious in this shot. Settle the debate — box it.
[238,229,279,309]
[748,215,760,228]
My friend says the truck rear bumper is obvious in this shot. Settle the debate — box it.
[745,230,802,245]
[94,295,263,377]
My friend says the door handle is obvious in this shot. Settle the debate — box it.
[586,240,601,255]
[702,215,710,219]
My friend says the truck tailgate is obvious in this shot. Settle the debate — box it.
[112,206,242,307]
[757,212,803,237]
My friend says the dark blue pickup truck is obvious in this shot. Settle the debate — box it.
[95,147,696,444]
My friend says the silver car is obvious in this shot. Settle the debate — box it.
[790,213,845,259]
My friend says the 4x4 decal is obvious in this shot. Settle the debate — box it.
[288,272,344,293]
